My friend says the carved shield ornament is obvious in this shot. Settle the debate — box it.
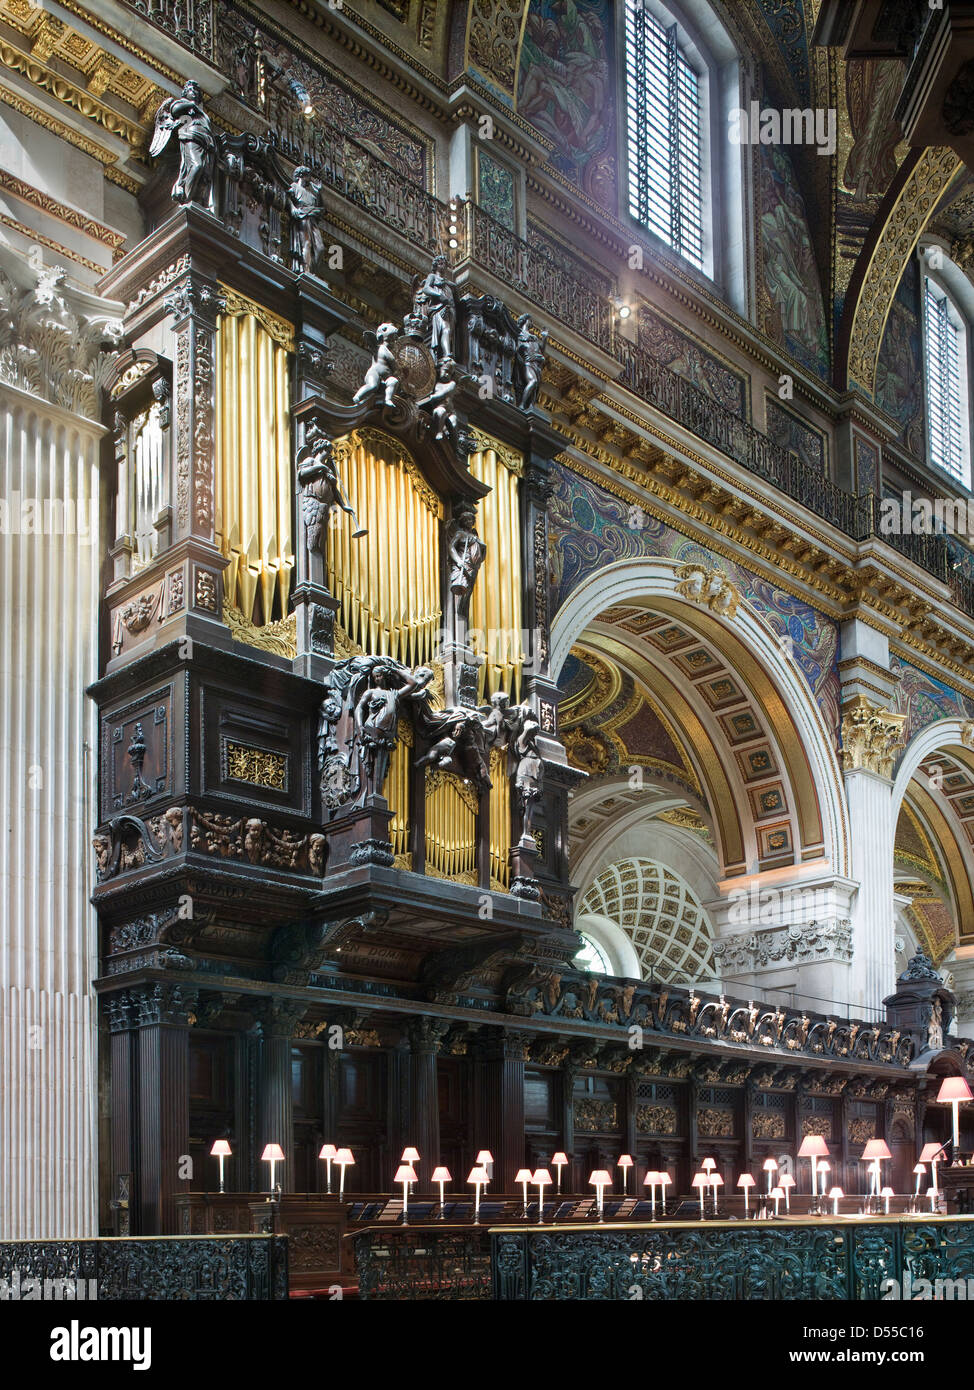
[393,338,437,398]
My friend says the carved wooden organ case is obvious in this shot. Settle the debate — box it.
[89,131,582,1226]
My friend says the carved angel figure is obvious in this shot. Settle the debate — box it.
[353,660,433,798]
[296,425,366,551]
[150,80,217,207]
[353,322,400,408]
[515,313,549,411]
[287,167,327,275]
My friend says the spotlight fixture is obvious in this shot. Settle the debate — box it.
[288,77,313,115]
[611,295,632,319]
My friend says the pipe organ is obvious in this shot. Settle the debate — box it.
[328,429,442,666]
[93,123,574,1238]
[467,430,524,700]
[215,287,294,626]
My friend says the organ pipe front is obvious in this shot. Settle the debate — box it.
[467,430,524,700]
[328,428,442,666]
[215,288,294,626]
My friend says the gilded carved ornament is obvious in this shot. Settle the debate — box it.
[674,561,740,619]
[848,146,960,396]
[840,695,906,779]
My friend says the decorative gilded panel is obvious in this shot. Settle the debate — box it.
[635,1104,677,1135]
[698,1107,735,1138]
[574,1099,618,1132]
[223,740,288,793]
[752,1112,786,1140]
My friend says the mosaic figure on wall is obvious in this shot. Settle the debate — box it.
[876,259,926,461]
[759,145,829,379]
[517,0,615,212]
[844,60,904,201]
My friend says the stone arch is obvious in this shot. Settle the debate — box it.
[891,718,974,961]
[550,556,850,877]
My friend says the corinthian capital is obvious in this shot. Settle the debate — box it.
[840,695,906,779]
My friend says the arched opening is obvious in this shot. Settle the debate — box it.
[551,555,850,1009]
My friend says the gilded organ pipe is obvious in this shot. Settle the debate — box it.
[328,429,442,666]
[467,432,524,700]
[215,289,294,625]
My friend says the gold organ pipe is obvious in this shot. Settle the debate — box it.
[424,774,476,880]
[276,343,292,616]
[215,302,294,627]
[327,431,442,663]
[468,443,523,700]
[238,313,258,622]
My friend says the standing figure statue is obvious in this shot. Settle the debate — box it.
[414,255,458,367]
[287,167,327,275]
[296,426,366,552]
[511,704,544,845]
[353,322,400,408]
[150,80,217,208]
[446,503,486,627]
[515,313,549,411]
[353,661,433,798]
[927,998,944,1053]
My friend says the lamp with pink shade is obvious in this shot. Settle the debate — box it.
[936,1075,973,1150]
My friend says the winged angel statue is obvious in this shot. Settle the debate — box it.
[150,80,218,208]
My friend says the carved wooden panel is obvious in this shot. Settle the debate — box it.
[524,1068,556,1130]
[199,683,309,816]
[101,685,174,820]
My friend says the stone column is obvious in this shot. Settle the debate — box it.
[0,251,120,1239]
[947,951,974,1038]
[841,695,906,1014]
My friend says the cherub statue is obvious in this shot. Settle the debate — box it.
[296,425,365,552]
[353,322,399,408]
[287,167,327,275]
[515,313,549,411]
[149,80,217,207]
[481,690,512,748]
[416,705,492,793]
